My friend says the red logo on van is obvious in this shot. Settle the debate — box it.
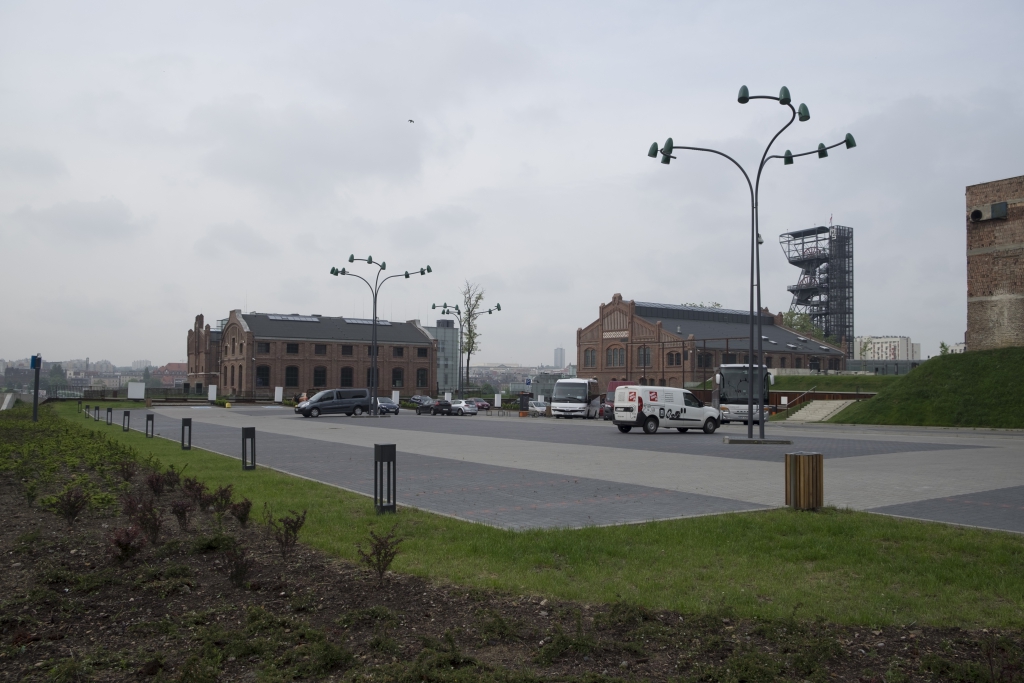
[628,391,636,402]
[649,391,659,402]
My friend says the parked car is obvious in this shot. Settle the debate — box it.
[528,400,548,417]
[612,385,720,434]
[450,400,478,416]
[466,397,491,411]
[416,398,453,415]
[295,388,371,417]
[374,397,400,415]
[409,395,431,405]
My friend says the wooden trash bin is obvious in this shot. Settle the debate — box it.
[785,451,823,510]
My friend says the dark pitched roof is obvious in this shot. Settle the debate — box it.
[241,314,432,345]
[633,303,842,356]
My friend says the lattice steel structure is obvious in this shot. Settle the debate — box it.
[779,225,854,358]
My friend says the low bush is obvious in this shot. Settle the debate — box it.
[132,497,164,545]
[47,486,91,528]
[223,545,254,588]
[170,499,195,531]
[230,497,253,527]
[117,458,141,482]
[356,524,404,587]
[263,504,307,559]
[145,471,165,497]
[109,526,146,564]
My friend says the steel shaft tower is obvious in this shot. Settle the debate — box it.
[779,225,854,358]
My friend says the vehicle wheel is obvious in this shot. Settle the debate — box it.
[642,416,659,434]
[457,409,464,416]
[703,418,718,434]
[302,414,310,418]
[677,428,688,433]
[431,408,437,415]
[395,409,400,415]
[353,407,363,416]
[310,407,320,418]
[617,425,632,433]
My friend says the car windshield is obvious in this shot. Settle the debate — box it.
[310,390,333,403]
[552,384,587,403]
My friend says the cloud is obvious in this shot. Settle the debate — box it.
[0,147,68,180]
[193,220,276,258]
[2,198,149,245]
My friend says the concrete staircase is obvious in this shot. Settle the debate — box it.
[785,399,855,423]
[0,393,15,411]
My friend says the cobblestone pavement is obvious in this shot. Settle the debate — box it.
[140,407,1023,533]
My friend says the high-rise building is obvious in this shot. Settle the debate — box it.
[554,347,565,369]
[132,360,152,371]
[853,336,920,361]
[424,319,459,394]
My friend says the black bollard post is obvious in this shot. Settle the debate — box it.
[106,407,113,425]
[373,444,397,514]
[84,404,90,418]
[181,418,192,450]
[145,413,155,438]
[93,406,99,421]
[242,427,256,470]
[122,410,130,432]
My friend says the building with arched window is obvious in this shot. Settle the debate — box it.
[577,294,846,394]
[188,310,437,399]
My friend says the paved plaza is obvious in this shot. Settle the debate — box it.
[139,407,1024,533]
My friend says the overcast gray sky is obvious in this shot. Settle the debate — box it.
[2,0,1021,366]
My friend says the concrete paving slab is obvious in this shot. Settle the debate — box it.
[869,485,1024,534]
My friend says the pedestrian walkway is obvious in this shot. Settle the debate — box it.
[785,399,855,422]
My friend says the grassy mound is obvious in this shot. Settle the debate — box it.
[831,347,1024,428]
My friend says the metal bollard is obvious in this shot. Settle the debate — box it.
[78,400,82,412]
[84,404,90,418]
[93,406,99,421]
[181,418,192,450]
[373,444,397,514]
[122,410,130,432]
[106,407,113,425]
[145,413,155,438]
[242,427,256,470]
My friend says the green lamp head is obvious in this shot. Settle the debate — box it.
[783,150,794,165]
[661,137,673,165]
[495,303,501,311]
[798,103,810,122]
[431,303,436,310]
[367,255,373,264]
[778,86,791,106]
[404,270,410,278]
[817,143,828,159]
[844,133,857,149]
[648,142,659,158]
[737,85,749,104]
[340,268,346,275]
[380,261,385,270]
[426,265,432,273]
[330,267,338,276]
[348,254,355,263]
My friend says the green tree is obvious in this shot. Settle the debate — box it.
[859,339,871,359]
[460,280,485,392]
[480,382,496,397]
[782,310,826,341]
[48,364,66,382]
[939,341,950,356]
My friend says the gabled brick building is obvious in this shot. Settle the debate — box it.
[189,310,437,398]
[577,294,846,394]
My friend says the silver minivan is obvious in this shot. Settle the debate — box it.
[296,388,370,417]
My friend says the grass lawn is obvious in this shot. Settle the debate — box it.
[690,374,901,393]
[49,401,1024,629]
[832,347,1024,428]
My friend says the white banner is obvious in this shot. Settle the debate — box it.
[126,382,145,400]
[494,393,501,409]
[274,387,283,403]
[391,391,400,404]
[538,394,544,403]
[208,385,217,401]
[444,392,451,401]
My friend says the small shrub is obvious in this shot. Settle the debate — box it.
[132,497,163,546]
[210,484,234,521]
[356,524,404,587]
[22,479,39,507]
[191,533,236,554]
[162,464,185,490]
[229,497,253,527]
[47,656,92,683]
[120,491,145,519]
[49,487,91,528]
[170,499,194,531]
[145,471,165,497]
[182,476,208,504]
[109,526,146,564]
[90,492,118,512]
[223,545,254,588]
[117,458,140,482]
[262,503,307,559]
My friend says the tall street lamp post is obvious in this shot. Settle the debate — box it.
[430,300,501,399]
[331,256,432,415]
[648,85,856,439]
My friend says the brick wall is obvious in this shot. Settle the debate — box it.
[966,175,1024,351]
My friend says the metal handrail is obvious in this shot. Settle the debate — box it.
[783,385,817,418]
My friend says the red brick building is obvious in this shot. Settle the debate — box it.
[577,294,846,394]
[188,310,437,399]
[966,174,1024,351]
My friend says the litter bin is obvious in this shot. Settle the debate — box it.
[785,451,823,510]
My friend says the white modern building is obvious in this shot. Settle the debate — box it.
[554,347,565,369]
[949,342,967,354]
[132,360,152,370]
[853,336,921,361]
[423,319,459,394]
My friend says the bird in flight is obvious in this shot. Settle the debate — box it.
[408,119,414,123]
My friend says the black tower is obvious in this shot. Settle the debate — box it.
[779,225,854,358]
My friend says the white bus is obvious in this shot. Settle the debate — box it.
[716,364,774,424]
[550,378,600,419]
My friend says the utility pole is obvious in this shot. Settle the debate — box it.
[31,354,41,422]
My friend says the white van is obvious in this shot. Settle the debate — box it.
[612,385,721,434]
